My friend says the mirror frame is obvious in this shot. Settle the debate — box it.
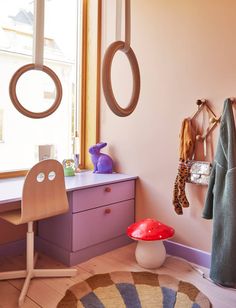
[9,63,62,119]
[102,40,140,117]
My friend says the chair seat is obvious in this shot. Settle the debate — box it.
[0,209,21,225]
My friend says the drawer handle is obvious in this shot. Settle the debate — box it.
[104,187,111,192]
[105,208,111,214]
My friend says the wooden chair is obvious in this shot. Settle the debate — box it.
[0,159,77,306]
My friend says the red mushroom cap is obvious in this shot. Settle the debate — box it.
[127,218,175,241]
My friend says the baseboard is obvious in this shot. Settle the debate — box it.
[36,235,133,266]
[0,238,211,269]
[0,239,26,257]
[164,240,211,268]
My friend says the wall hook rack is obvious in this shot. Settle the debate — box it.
[191,99,220,141]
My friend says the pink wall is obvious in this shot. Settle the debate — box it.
[100,0,236,252]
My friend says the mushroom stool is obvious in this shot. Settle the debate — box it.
[127,218,175,269]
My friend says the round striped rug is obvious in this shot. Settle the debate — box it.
[57,271,211,307]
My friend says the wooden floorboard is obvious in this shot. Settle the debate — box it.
[0,281,40,308]
[0,243,236,307]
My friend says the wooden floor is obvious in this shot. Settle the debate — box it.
[0,243,236,307]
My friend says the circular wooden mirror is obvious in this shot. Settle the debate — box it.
[9,63,62,119]
[102,40,140,117]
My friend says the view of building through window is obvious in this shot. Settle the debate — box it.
[0,0,81,172]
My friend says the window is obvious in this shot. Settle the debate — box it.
[0,0,82,173]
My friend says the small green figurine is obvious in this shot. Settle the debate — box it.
[62,159,75,176]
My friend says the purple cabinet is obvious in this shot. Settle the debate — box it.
[72,181,135,212]
[37,177,136,266]
[72,200,134,251]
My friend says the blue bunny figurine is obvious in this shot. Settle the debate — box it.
[89,142,113,173]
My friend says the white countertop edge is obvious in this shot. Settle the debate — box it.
[0,171,138,204]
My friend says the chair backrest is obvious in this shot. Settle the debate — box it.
[20,159,68,224]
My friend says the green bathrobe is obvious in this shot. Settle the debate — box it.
[203,99,236,286]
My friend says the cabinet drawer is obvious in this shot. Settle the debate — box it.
[72,180,135,213]
[72,199,134,252]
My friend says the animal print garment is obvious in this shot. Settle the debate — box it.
[173,161,190,215]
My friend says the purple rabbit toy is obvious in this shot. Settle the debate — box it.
[89,142,113,173]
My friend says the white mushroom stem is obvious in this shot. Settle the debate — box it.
[135,240,166,269]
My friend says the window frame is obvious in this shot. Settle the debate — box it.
[82,0,101,170]
[0,0,101,178]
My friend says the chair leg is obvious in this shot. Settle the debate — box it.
[0,221,77,306]
[0,222,34,282]
[0,270,27,280]
[18,222,35,306]
[18,272,33,307]
[26,222,34,273]
[34,268,77,278]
